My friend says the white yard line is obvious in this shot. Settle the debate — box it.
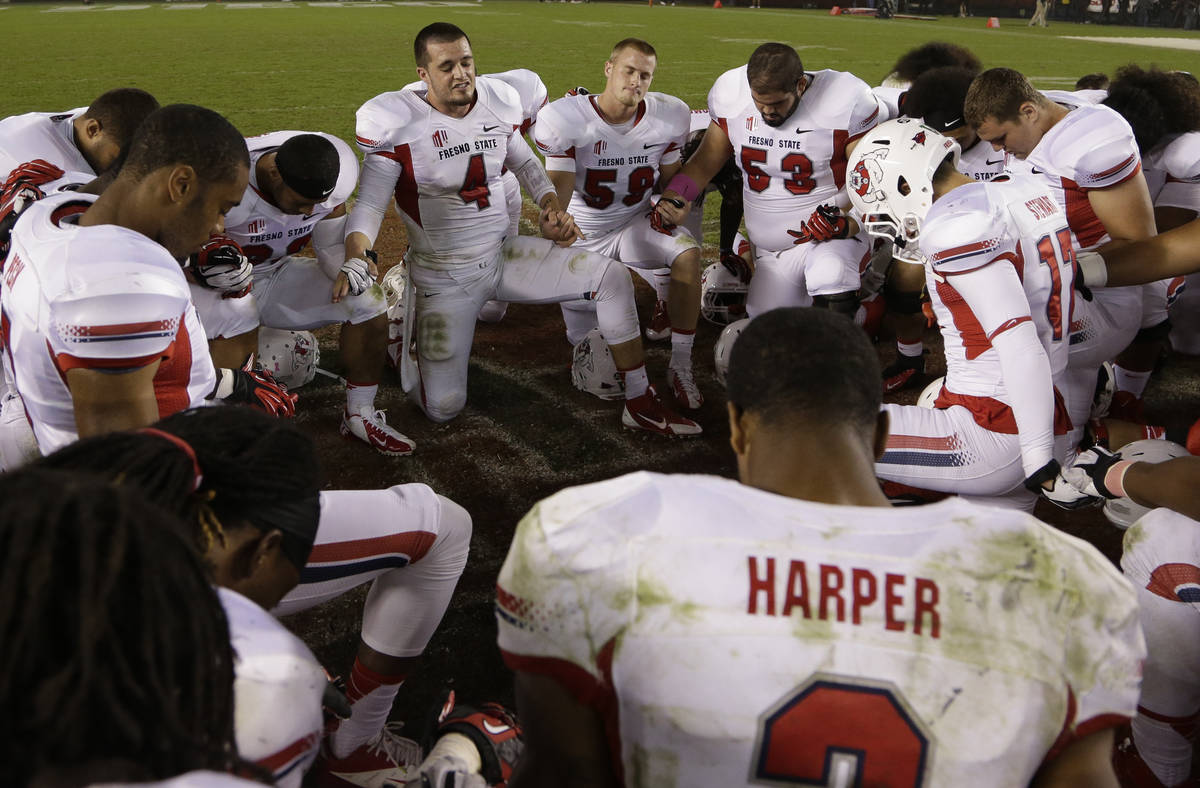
[1061,35,1200,52]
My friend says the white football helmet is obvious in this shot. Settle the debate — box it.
[714,317,751,388]
[917,375,944,409]
[846,118,961,264]
[256,328,319,390]
[1090,361,1116,420]
[1102,439,1191,529]
[571,328,624,400]
[701,263,750,325]
[380,262,408,369]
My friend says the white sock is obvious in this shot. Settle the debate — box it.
[670,330,694,369]
[1114,365,1152,398]
[346,382,379,413]
[623,364,650,399]
[330,660,405,758]
[652,271,671,303]
[897,340,923,358]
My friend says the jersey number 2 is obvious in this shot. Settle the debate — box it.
[753,679,929,787]
[459,153,491,210]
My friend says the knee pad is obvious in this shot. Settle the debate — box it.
[417,311,455,362]
[436,494,473,558]
[1134,319,1172,344]
[884,281,925,315]
[595,257,634,304]
[812,290,861,317]
[421,389,466,423]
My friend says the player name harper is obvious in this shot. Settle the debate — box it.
[746,557,941,638]
[438,138,500,160]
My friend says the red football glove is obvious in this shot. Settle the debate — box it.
[431,696,524,787]
[229,368,298,417]
[191,235,252,298]
[788,204,851,245]
[719,248,752,283]
[2,159,65,194]
[648,203,678,236]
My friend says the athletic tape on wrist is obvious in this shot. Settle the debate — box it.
[667,173,701,203]
[1105,460,1134,498]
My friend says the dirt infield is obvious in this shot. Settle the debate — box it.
[283,209,1200,740]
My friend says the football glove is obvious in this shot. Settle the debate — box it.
[214,367,298,417]
[190,236,252,298]
[1023,458,1101,510]
[805,204,851,242]
[428,697,523,787]
[719,248,752,283]
[1061,447,1132,499]
[648,205,677,236]
[340,256,374,296]
[0,159,66,258]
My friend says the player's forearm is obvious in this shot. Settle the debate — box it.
[547,170,575,215]
[1095,219,1200,287]
[1123,456,1200,520]
[992,324,1057,476]
[313,214,348,280]
[719,191,744,252]
[344,156,399,247]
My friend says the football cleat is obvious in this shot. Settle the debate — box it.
[1108,390,1147,424]
[644,300,671,341]
[340,406,416,456]
[622,385,702,437]
[668,366,703,409]
[315,722,423,788]
[882,352,925,393]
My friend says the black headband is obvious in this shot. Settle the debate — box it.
[249,494,321,571]
[274,147,336,202]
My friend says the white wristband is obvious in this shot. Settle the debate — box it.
[1075,250,1108,288]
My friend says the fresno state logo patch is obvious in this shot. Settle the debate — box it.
[246,218,266,234]
[432,130,449,148]
[849,160,873,197]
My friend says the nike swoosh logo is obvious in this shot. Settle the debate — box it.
[483,721,511,735]
[795,129,813,134]
[1031,167,1044,174]
[985,158,1004,165]
[637,414,669,430]
[422,291,439,298]
[483,124,501,132]
[643,143,659,149]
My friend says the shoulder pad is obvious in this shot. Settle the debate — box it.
[356,92,426,151]
[49,270,190,363]
[922,185,1006,274]
[475,77,524,127]
[1159,132,1200,182]
[487,68,549,114]
[648,92,691,133]
[708,66,750,118]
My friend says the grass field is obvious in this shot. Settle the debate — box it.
[5,0,1200,762]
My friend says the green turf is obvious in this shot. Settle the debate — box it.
[3,0,1200,141]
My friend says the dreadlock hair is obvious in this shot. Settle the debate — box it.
[37,406,322,562]
[1103,64,1200,154]
[887,42,981,85]
[0,469,240,786]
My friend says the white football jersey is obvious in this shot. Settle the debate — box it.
[221,587,325,787]
[1010,103,1141,249]
[958,137,1008,182]
[0,108,93,183]
[497,472,1143,787]
[223,131,358,270]
[354,78,530,268]
[2,193,215,455]
[1144,130,1200,212]
[535,92,689,237]
[872,85,907,120]
[709,66,883,252]
[90,773,265,788]
[922,175,1074,432]
[404,69,548,137]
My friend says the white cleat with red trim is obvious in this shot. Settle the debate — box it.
[315,723,423,788]
[340,406,416,456]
